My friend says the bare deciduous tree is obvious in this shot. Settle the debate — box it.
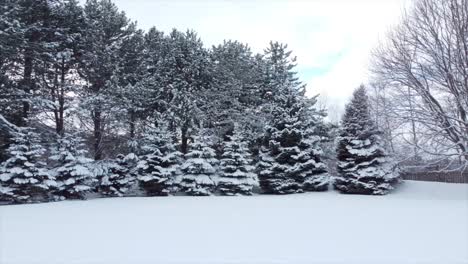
[372,0,468,165]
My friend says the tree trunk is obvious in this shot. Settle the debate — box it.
[57,60,66,136]
[129,111,136,139]
[93,110,103,160]
[181,125,188,154]
[21,51,33,126]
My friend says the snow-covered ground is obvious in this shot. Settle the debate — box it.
[1,180,467,264]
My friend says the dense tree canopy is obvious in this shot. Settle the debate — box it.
[0,0,400,203]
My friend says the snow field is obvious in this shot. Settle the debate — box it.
[0,180,467,264]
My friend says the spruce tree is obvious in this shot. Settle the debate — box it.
[50,134,94,200]
[257,42,329,194]
[297,96,330,192]
[137,126,181,196]
[0,128,55,203]
[178,135,218,196]
[218,129,256,195]
[257,107,303,194]
[0,114,17,164]
[98,153,137,197]
[335,86,400,195]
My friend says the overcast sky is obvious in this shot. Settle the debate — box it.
[81,0,408,118]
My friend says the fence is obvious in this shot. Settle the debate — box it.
[401,171,468,184]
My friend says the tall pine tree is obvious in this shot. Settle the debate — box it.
[205,41,265,141]
[36,0,84,136]
[335,85,400,195]
[0,0,24,126]
[78,0,131,160]
[161,30,211,154]
[257,42,329,194]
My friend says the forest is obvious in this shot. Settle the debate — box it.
[1,0,466,204]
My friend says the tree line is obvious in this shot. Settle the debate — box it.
[0,0,403,204]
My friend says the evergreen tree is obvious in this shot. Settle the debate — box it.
[0,114,18,164]
[262,42,302,107]
[257,107,303,194]
[161,29,211,154]
[137,126,181,196]
[97,153,137,197]
[140,27,171,117]
[0,0,24,126]
[111,23,149,140]
[50,134,94,200]
[297,96,330,192]
[257,42,329,194]
[36,0,84,136]
[205,41,265,140]
[218,129,256,195]
[178,135,217,196]
[78,0,131,160]
[334,86,400,195]
[1,0,61,127]
[0,127,55,203]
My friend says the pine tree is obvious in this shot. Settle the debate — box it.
[161,29,211,154]
[178,135,218,196]
[0,114,18,164]
[218,129,256,195]
[257,42,329,194]
[205,41,265,141]
[262,42,302,107]
[78,0,131,160]
[0,0,24,126]
[137,126,181,196]
[97,153,137,197]
[111,23,149,140]
[297,96,330,192]
[50,134,94,200]
[36,0,84,136]
[334,86,400,195]
[140,27,171,117]
[257,108,303,194]
[0,127,55,203]
[1,0,61,127]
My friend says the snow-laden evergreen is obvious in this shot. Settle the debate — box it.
[79,0,132,160]
[258,101,329,194]
[334,86,400,195]
[298,97,330,192]
[0,128,55,203]
[137,127,181,196]
[178,135,218,196]
[50,134,94,200]
[257,108,303,194]
[205,40,265,142]
[217,129,256,195]
[257,42,329,194]
[97,153,138,197]
[158,29,210,154]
